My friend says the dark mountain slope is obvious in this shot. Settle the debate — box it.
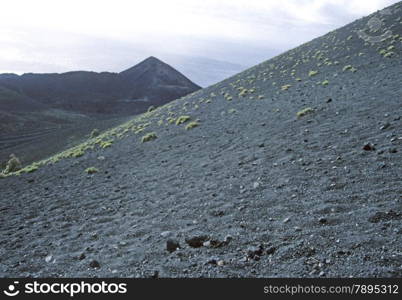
[0,57,200,114]
[0,57,200,166]
[0,2,401,277]
[119,56,202,106]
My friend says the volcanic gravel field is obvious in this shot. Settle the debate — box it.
[0,3,401,277]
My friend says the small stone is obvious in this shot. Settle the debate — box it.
[380,123,390,130]
[253,182,260,189]
[89,260,100,268]
[326,98,332,103]
[319,217,328,224]
[161,231,172,238]
[166,239,180,253]
[363,143,375,151]
[224,235,233,243]
[185,235,209,248]
[217,260,225,266]
[207,257,218,265]
[247,245,264,259]
[266,247,276,255]
[45,255,52,263]
[283,217,291,223]
[203,241,211,247]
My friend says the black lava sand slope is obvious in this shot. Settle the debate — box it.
[0,3,401,277]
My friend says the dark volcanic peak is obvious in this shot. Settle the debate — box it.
[1,2,401,278]
[0,56,200,115]
[120,56,166,74]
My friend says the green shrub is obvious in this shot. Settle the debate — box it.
[297,107,314,118]
[141,132,157,143]
[281,84,292,91]
[342,65,356,72]
[322,80,329,86]
[85,167,99,174]
[185,121,199,130]
[175,115,191,125]
[308,70,318,77]
[69,148,85,158]
[90,129,100,138]
[100,140,113,149]
[22,164,39,173]
[3,154,22,174]
[167,117,176,124]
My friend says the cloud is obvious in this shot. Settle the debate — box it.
[0,0,399,74]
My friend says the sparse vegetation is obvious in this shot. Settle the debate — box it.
[322,80,329,86]
[297,107,314,118]
[90,129,100,138]
[141,132,157,143]
[185,121,199,130]
[308,70,318,77]
[99,140,113,149]
[3,154,22,174]
[281,84,292,91]
[85,167,99,174]
[175,115,191,125]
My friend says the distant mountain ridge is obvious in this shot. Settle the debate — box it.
[0,56,200,115]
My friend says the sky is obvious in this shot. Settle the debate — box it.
[0,0,399,80]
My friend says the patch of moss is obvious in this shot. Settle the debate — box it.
[90,129,100,138]
[85,167,99,174]
[3,154,22,174]
[297,107,314,118]
[383,52,394,58]
[167,117,176,124]
[141,132,157,143]
[175,115,191,125]
[99,140,113,149]
[185,121,199,130]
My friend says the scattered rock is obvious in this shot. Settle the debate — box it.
[283,217,291,223]
[266,246,277,255]
[319,217,328,224]
[185,235,209,248]
[217,260,225,266]
[247,244,264,260]
[253,182,260,189]
[380,123,391,130]
[45,255,52,263]
[363,143,375,151]
[166,239,180,253]
[368,210,401,223]
[89,260,100,268]
[161,231,172,238]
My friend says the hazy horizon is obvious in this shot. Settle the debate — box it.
[0,0,399,85]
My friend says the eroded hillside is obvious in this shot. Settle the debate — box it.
[0,3,401,277]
